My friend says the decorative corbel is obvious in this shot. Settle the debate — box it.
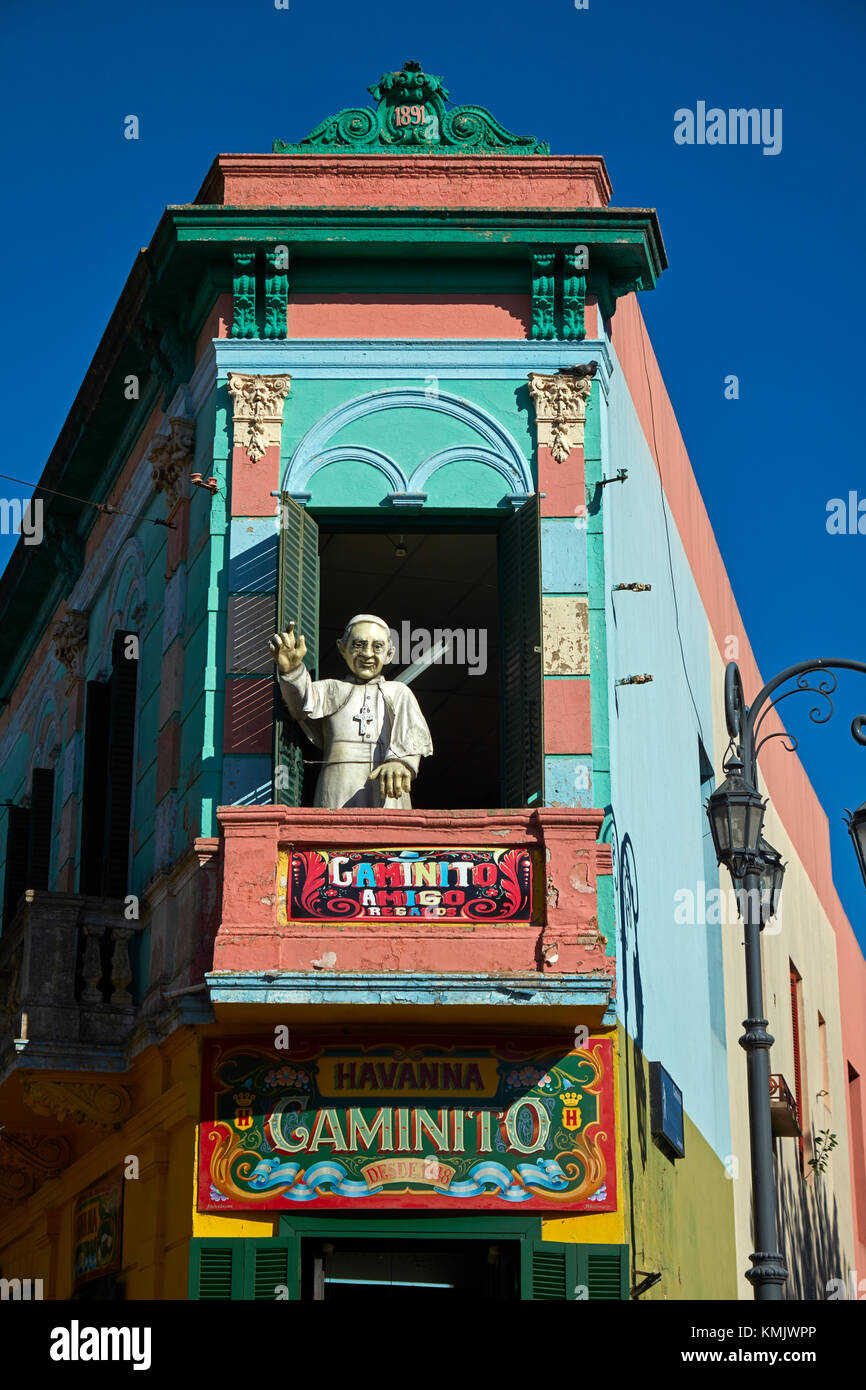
[528,364,598,462]
[52,610,89,683]
[227,373,292,463]
[23,1077,132,1130]
[150,417,196,511]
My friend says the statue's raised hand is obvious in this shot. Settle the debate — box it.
[269,623,307,676]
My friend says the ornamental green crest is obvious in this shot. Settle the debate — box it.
[273,59,549,155]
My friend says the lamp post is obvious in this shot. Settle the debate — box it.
[708,658,866,1300]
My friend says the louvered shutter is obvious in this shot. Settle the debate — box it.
[188,1241,244,1300]
[247,1240,297,1300]
[80,681,111,894]
[102,630,138,897]
[498,497,543,807]
[527,1242,628,1300]
[26,768,55,891]
[274,495,319,806]
[583,1245,628,1300]
[188,1238,298,1300]
[528,1240,573,1298]
[2,805,31,931]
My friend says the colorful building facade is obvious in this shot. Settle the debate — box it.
[0,61,863,1302]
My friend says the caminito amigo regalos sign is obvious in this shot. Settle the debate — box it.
[288,847,534,922]
[199,1036,615,1212]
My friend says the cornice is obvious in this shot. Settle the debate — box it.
[213,339,614,398]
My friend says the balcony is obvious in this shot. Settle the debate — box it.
[0,891,145,1081]
[769,1072,801,1137]
[203,804,616,1019]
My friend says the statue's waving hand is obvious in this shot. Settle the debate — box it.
[269,622,307,675]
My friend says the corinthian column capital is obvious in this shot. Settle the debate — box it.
[528,365,597,463]
[227,373,292,462]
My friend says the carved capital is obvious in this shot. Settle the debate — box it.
[528,368,596,462]
[150,417,196,510]
[23,1077,132,1130]
[52,610,89,680]
[227,373,291,462]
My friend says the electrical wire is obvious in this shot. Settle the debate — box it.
[0,472,175,528]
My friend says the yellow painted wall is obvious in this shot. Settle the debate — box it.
[618,1025,738,1299]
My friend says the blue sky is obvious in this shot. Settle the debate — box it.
[2,0,865,940]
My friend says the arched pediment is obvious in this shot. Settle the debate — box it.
[283,387,533,506]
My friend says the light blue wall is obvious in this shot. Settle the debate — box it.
[603,354,731,1162]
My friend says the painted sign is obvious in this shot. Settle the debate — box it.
[288,848,533,923]
[199,1036,615,1212]
[73,1177,123,1287]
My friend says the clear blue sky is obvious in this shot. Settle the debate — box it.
[2,0,865,941]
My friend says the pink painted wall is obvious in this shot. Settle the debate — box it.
[287,294,531,339]
[212,806,610,980]
[610,293,866,1267]
[195,293,231,362]
[195,154,612,210]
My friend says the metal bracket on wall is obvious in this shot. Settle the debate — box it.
[631,1270,662,1299]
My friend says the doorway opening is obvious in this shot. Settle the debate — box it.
[301,1235,519,1301]
[315,529,500,809]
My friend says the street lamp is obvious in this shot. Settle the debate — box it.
[709,657,866,1301]
[846,801,866,892]
[706,755,766,876]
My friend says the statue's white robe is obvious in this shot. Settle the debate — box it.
[278,665,433,808]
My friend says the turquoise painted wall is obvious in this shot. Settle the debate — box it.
[602,344,731,1164]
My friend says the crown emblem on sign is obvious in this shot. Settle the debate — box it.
[562,1090,580,1106]
[233,1089,254,1107]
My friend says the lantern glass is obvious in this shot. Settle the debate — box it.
[707,763,766,868]
[847,802,866,892]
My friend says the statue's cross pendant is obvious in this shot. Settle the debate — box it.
[353,698,375,740]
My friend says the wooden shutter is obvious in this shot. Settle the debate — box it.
[2,805,31,931]
[528,1240,572,1299]
[583,1245,629,1300]
[26,768,55,891]
[498,497,543,807]
[80,681,112,894]
[246,1240,297,1300]
[526,1241,628,1300]
[102,631,138,898]
[274,495,319,806]
[188,1240,244,1300]
[188,1238,297,1300]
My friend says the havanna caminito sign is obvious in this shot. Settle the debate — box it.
[198,1036,615,1212]
[288,847,534,923]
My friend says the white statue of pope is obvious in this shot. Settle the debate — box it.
[269,614,433,809]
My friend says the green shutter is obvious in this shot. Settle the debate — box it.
[578,1244,629,1300]
[526,1242,628,1300]
[274,495,319,806]
[189,1240,244,1300]
[498,497,543,807]
[247,1240,298,1300]
[189,1237,298,1300]
[528,1240,573,1298]
[80,681,111,894]
[26,768,55,891]
[102,630,138,897]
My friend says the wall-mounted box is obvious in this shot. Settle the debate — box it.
[650,1061,685,1160]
